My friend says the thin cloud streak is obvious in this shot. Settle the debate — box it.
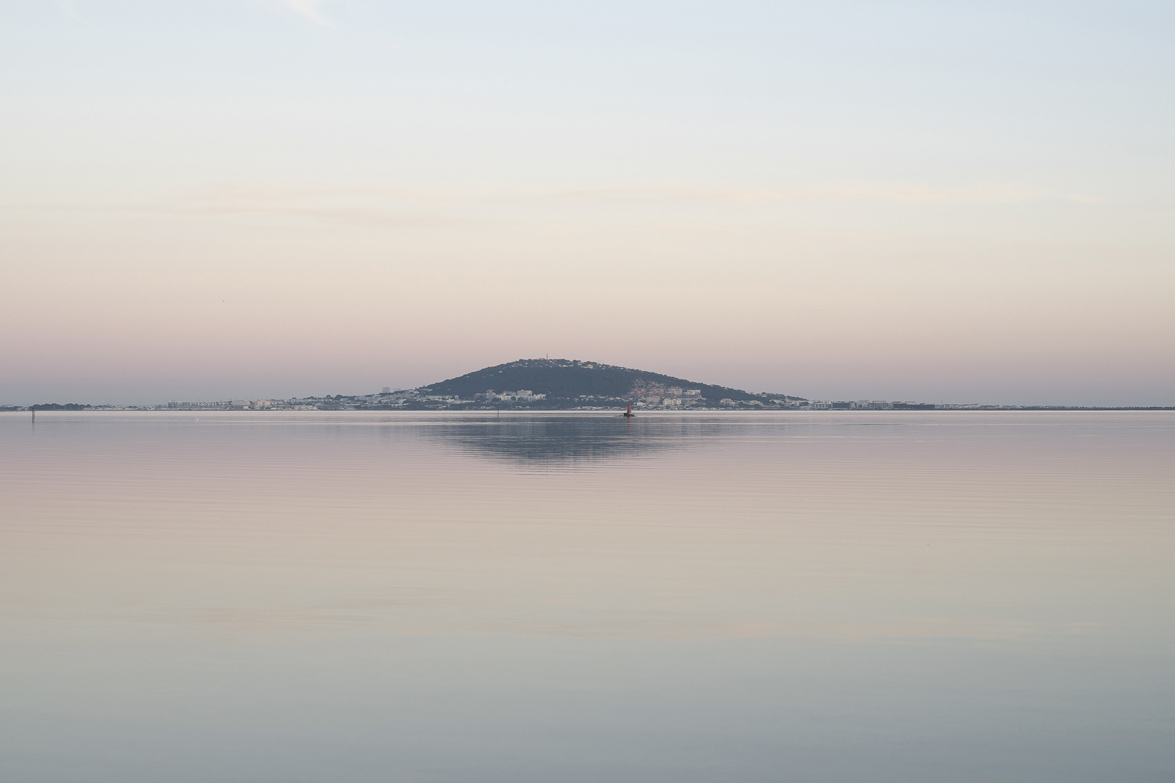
[1,180,1097,217]
[263,0,336,27]
[172,180,1103,209]
[0,180,1103,234]
[552,183,1100,205]
[53,0,83,22]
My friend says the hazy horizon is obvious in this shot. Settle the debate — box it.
[3,1,1173,407]
[3,353,1174,408]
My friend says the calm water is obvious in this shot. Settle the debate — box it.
[1,411,1173,782]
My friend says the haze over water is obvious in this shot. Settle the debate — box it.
[2,411,1173,782]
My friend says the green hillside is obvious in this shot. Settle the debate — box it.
[422,359,797,404]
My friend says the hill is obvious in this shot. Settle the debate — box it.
[421,358,799,407]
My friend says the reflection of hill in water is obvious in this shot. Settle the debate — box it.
[430,415,744,465]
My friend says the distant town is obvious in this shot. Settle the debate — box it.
[4,358,1169,412]
[2,388,1152,413]
[6,395,1166,413]
[8,391,947,412]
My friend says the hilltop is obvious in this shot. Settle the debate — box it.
[419,358,801,409]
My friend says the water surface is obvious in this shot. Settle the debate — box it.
[2,411,1173,782]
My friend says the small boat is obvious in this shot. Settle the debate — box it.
[623,404,634,418]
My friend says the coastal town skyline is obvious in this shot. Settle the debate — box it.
[5,358,1161,413]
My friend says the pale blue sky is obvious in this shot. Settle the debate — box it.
[2,1,1172,404]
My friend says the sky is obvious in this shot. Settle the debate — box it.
[1,0,1172,406]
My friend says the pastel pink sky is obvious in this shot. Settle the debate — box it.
[2,1,1172,405]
